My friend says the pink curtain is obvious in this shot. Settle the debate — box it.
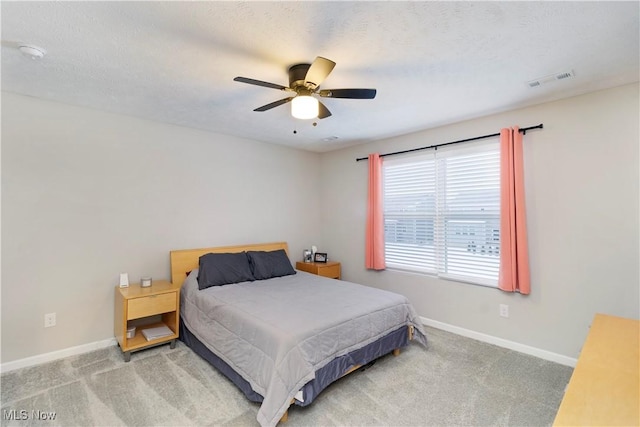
[365,153,386,270]
[499,127,530,294]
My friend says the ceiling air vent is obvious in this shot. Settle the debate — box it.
[322,136,339,142]
[555,71,574,80]
[527,70,575,88]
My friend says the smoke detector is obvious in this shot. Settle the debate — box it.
[19,45,45,60]
[527,70,574,88]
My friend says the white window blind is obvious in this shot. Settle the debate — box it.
[383,140,500,286]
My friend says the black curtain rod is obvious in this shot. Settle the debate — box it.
[355,123,543,162]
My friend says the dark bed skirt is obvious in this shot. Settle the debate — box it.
[179,318,409,406]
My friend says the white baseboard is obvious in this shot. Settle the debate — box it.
[1,320,577,373]
[420,316,577,368]
[1,338,117,373]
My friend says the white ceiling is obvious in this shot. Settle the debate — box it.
[2,2,638,152]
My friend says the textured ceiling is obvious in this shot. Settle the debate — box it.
[1,2,638,152]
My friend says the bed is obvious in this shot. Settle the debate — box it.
[170,242,427,427]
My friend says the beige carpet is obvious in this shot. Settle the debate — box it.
[1,327,573,426]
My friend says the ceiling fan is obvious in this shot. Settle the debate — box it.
[233,56,376,120]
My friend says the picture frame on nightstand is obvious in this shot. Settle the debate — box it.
[314,252,328,263]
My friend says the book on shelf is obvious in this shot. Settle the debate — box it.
[141,325,173,341]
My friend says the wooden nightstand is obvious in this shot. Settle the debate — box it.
[114,280,180,362]
[296,261,341,279]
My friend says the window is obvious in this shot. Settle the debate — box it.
[383,140,500,287]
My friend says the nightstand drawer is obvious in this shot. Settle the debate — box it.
[127,292,176,320]
[296,261,341,279]
[318,264,341,279]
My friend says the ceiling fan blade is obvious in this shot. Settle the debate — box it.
[318,101,332,119]
[234,76,289,91]
[253,97,294,112]
[318,88,377,99]
[304,57,336,89]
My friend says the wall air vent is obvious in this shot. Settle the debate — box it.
[527,70,575,88]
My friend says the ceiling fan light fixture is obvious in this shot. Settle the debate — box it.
[234,56,376,120]
[291,95,318,119]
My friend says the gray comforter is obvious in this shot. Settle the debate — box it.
[181,270,427,427]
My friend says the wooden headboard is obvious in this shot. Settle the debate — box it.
[170,242,290,287]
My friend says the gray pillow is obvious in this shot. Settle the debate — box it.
[197,252,255,290]
[247,249,296,280]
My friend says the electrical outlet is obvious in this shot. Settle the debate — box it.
[499,304,509,318]
[44,312,56,328]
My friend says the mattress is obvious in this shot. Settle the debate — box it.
[180,269,427,427]
[180,318,409,404]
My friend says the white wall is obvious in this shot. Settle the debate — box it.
[1,93,322,363]
[3,83,638,365]
[319,83,640,359]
